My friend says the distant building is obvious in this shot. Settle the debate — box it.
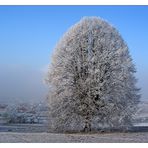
[0,104,8,124]
[0,102,49,124]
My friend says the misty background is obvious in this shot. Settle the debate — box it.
[0,6,148,103]
[0,64,48,103]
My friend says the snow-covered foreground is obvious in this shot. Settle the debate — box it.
[1,132,148,143]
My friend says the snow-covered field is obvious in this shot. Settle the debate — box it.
[1,132,148,143]
[0,101,148,143]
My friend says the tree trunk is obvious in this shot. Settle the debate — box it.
[83,116,91,132]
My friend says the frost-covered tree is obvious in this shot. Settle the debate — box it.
[46,17,140,132]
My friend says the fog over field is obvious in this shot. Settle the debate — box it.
[0,65,48,103]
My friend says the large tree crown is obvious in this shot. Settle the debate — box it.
[47,17,140,132]
[55,17,126,52]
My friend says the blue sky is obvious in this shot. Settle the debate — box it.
[0,6,148,102]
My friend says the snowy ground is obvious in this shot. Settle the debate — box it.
[1,132,148,143]
[1,124,148,142]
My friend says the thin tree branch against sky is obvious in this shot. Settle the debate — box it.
[0,6,148,102]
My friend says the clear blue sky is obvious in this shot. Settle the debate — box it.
[0,6,148,102]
